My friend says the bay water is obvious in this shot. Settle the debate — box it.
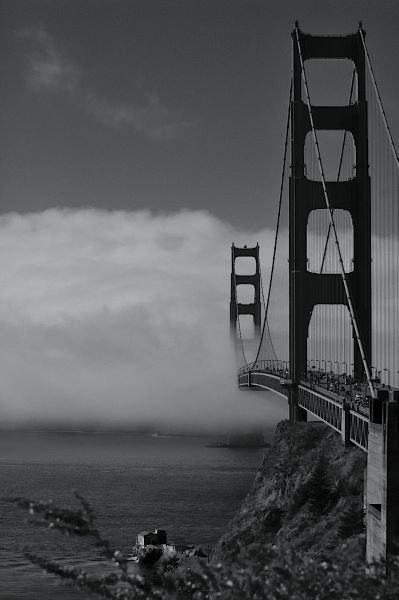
[0,431,266,599]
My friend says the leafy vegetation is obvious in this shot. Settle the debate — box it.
[307,453,333,516]
[337,501,365,539]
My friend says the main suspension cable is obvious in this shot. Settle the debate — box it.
[253,79,292,365]
[295,26,376,398]
[259,267,278,361]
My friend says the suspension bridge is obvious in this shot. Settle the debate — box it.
[230,23,399,564]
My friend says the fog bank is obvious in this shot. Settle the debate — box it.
[0,208,287,432]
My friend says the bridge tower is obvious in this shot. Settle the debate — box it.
[230,244,261,347]
[289,25,372,420]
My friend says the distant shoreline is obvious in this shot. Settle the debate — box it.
[0,428,276,439]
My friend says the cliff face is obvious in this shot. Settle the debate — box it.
[214,420,366,564]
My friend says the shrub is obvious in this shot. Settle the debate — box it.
[307,452,333,516]
[4,488,399,599]
[338,503,365,539]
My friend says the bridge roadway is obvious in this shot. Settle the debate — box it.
[237,363,381,451]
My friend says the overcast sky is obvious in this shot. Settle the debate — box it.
[1,0,399,225]
[0,0,398,430]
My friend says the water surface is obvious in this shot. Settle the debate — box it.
[0,431,265,599]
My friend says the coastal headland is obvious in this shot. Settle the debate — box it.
[213,420,366,563]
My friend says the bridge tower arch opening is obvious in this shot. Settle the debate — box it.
[307,208,354,274]
[304,58,356,107]
[304,129,357,183]
[307,304,354,376]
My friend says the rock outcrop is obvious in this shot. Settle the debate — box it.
[214,420,366,564]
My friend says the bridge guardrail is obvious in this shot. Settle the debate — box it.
[239,365,370,450]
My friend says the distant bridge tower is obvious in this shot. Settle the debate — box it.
[289,26,372,419]
[230,244,261,348]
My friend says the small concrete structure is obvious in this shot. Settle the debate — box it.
[366,390,399,563]
[137,529,167,547]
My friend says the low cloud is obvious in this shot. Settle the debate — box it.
[0,209,286,431]
[85,92,196,141]
[17,27,195,141]
[17,26,79,92]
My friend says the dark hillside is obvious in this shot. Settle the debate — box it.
[214,420,366,564]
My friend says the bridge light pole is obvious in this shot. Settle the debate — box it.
[383,368,391,388]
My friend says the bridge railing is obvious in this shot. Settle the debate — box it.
[349,410,369,450]
[297,385,342,433]
[239,362,374,412]
[238,363,376,451]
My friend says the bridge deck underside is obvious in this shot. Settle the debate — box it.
[238,372,289,398]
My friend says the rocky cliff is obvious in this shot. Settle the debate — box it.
[214,420,366,564]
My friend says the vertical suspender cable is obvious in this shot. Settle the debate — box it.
[259,268,278,361]
[360,29,399,168]
[295,27,376,398]
[363,14,398,384]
